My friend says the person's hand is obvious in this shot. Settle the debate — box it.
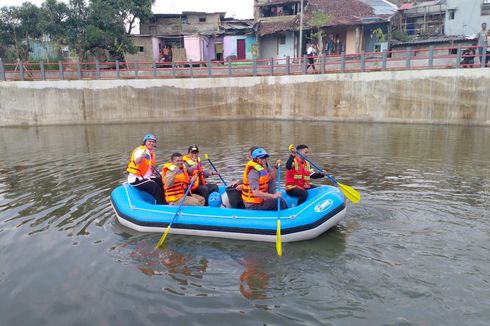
[190,175,197,183]
[322,169,328,176]
[272,191,282,199]
[288,144,296,154]
[235,184,243,191]
[276,159,282,167]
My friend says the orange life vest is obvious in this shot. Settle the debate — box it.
[285,156,311,190]
[162,163,190,203]
[183,155,206,189]
[241,161,270,204]
[127,145,155,178]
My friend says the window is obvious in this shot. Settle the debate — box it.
[278,34,286,45]
[483,0,490,15]
[139,46,144,52]
[199,16,206,23]
[448,9,455,20]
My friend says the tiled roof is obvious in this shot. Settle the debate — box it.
[257,15,299,36]
[257,0,392,35]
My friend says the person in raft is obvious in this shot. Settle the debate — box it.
[241,148,287,210]
[127,133,165,204]
[162,152,205,206]
[286,144,326,205]
[183,145,219,206]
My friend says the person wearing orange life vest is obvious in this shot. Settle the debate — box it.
[127,133,165,204]
[183,145,219,206]
[162,152,205,206]
[242,148,287,211]
[286,144,326,206]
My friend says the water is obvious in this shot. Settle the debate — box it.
[0,120,489,325]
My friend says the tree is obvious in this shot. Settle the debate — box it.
[113,0,155,36]
[38,0,70,59]
[0,3,42,62]
[65,0,90,60]
[309,10,334,54]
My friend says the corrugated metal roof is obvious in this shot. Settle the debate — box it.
[391,35,475,47]
[358,0,398,15]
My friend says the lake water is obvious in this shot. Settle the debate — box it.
[0,120,489,325]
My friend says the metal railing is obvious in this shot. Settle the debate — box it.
[0,45,488,82]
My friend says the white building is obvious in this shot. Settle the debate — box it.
[444,0,490,37]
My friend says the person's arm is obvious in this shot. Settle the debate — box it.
[285,154,295,170]
[203,169,218,178]
[132,148,148,164]
[184,162,198,174]
[310,169,327,179]
[164,168,177,187]
[249,170,281,199]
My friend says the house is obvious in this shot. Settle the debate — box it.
[395,0,447,37]
[220,18,256,61]
[444,0,490,37]
[391,0,489,59]
[127,12,256,64]
[254,0,397,60]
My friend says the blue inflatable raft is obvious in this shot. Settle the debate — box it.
[111,184,346,242]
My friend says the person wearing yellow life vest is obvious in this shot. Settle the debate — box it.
[286,144,326,206]
[162,152,205,206]
[127,134,165,204]
[242,148,287,211]
[183,145,219,206]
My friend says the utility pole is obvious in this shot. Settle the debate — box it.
[299,0,304,57]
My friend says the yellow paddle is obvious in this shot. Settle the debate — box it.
[291,145,361,204]
[276,160,282,256]
[155,176,196,249]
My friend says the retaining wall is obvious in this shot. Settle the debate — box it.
[1,69,489,126]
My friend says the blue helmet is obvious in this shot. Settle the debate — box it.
[208,192,222,207]
[251,148,269,159]
[143,134,157,143]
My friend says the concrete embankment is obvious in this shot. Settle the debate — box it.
[0,69,489,126]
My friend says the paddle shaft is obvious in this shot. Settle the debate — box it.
[155,174,196,248]
[276,163,282,256]
[295,150,361,204]
[206,157,228,186]
[295,151,339,185]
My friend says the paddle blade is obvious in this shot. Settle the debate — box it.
[338,183,361,204]
[276,220,282,256]
[155,226,171,249]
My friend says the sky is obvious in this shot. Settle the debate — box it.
[0,0,254,19]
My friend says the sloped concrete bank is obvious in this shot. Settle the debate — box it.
[1,69,489,126]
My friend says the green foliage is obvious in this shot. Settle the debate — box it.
[308,10,334,53]
[0,0,154,63]
[0,3,42,61]
[370,27,386,42]
[392,29,410,42]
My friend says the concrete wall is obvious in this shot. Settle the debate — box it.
[1,69,489,126]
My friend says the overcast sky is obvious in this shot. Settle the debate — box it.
[0,0,254,19]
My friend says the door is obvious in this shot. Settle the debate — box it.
[237,39,246,60]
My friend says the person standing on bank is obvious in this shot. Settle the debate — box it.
[127,134,165,204]
[162,152,205,206]
[242,148,287,211]
[183,145,219,205]
[477,22,488,64]
[306,43,317,71]
[286,144,326,206]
